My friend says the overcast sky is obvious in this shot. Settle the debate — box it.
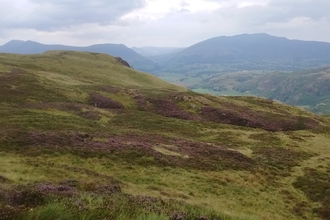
[1,0,330,47]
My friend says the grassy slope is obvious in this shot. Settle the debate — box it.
[0,51,185,90]
[233,67,330,114]
[0,51,330,220]
[161,67,330,115]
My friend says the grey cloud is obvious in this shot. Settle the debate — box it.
[1,0,146,31]
[221,0,330,26]
[268,0,330,20]
[1,0,330,47]
[179,1,190,8]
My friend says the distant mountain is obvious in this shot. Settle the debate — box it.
[132,46,184,56]
[163,33,330,73]
[0,40,157,72]
[132,46,185,64]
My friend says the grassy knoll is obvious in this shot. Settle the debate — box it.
[0,51,329,219]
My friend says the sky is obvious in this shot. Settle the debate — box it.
[1,0,330,47]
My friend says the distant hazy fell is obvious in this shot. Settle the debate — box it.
[128,33,330,114]
[161,33,330,72]
[4,33,330,75]
[0,40,157,72]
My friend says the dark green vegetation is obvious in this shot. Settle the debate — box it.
[0,51,330,219]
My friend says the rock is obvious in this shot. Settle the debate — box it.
[115,57,131,68]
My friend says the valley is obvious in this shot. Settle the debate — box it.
[134,34,330,115]
[156,67,330,115]
[3,34,330,115]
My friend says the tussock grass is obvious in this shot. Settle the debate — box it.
[0,51,329,219]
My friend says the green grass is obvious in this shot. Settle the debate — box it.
[0,51,186,91]
[0,51,330,220]
[0,145,323,219]
[0,128,328,220]
[25,202,74,220]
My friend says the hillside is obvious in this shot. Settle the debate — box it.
[0,40,157,72]
[232,66,330,114]
[0,51,330,219]
[162,33,330,73]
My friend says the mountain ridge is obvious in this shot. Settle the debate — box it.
[4,33,330,74]
[0,40,157,72]
[160,33,330,72]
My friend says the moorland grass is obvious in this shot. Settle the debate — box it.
[0,51,329,219]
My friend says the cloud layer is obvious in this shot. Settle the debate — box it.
[0,0,329,47]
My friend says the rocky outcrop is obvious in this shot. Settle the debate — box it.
[115,57,131,68]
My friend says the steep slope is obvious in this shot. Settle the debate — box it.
[0,51,330,219]
[0,40,157,72]
[164,33,330,73]
[234,66,330,114]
